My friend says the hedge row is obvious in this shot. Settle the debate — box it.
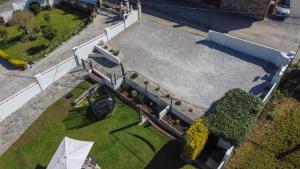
[205,88,262,145]
[0,50,28,68]
[183,117,208,160]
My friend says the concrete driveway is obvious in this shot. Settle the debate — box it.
[109,19,277,111]
[142,0,300,63]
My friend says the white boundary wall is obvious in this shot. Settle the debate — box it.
[0,83,42,121]
[207,30,294,67]
[0,10,139,122]
[35,56,77,90]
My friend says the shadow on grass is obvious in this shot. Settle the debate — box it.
[127,132,156,153]
[63,106,99,130]
[111,134,147,165]
[35,164,46,169]
[26,44,48,55]
[145,140,187,169]
[5,34,24,47]
[109,122,138,134]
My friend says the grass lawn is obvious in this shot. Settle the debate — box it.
[225,96,300,169]
[0,7,87,62]
[0,80,195,169]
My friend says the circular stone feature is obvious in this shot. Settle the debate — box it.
[93,98,115,118]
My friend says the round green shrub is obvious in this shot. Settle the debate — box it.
[205,88,263,145]
[42,26,57,41]
[130,90,138,98]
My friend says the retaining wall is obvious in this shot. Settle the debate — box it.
[94,45,121,64]
[74,10,138,61]
[207,30,294,67]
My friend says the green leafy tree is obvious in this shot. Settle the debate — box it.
[28,2,41,15]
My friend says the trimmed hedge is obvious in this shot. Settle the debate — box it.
[183,117,208,160]
[205,88,262,145]
[0,50,28,68]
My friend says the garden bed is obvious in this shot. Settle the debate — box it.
[116,85,164,117]
[161,112,189,135]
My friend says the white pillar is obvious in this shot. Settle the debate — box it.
[72,47,80,66]
[35,74,47,91]
[137,3,142,20]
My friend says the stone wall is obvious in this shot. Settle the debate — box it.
[220,0,272,19]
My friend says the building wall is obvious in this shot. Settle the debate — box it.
[220,0,272,19]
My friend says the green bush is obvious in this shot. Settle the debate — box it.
[183,117,208,160]
[28,2,41,15]
[266,111,276,121]
[112,50,120,56]
[0,50,28,68]
[42,26,57,41]
[175,100,182,106]
[205,88,262,145]
[130,72,138,79]
[130,90,138,98]
[279,67,300,101]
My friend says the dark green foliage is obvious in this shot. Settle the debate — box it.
[130,72,138,79]
[130,90,138,98]
[42,26,57,40]
[43,13,51,24]
[0,29,8,47]
[175,100,182,106]
[266,111,276,120]
[279,67,300,101]
[205,88,262,145]
[28,2,41,15]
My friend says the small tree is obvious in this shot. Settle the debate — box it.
[11,11,34,35]
[29,2,41,15]
[0,29,8,47]
[183,117,208,160]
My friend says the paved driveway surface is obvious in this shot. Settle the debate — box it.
[142,0,300,63]
[109,19,276,110]
[0,13,119,101]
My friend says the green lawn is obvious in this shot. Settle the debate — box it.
[0,8,87,62]
[0,80,195,169]
[226,96,300,169]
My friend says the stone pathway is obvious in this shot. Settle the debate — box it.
[0,67,88,156]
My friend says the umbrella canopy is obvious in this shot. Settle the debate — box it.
[47,137,94,169]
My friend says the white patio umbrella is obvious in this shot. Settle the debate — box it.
[47,137,94,169]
